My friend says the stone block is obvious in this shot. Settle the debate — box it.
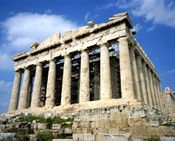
[83,133,95,140]
[52,124,62,130]
[73,133,84,140]
[103,134,132,141]
[37,123,47,130]
[29,134,37,141]
[160,137,175,141]
[64,128,73,134]
[52,139,73,141]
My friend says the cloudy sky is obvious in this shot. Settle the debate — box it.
[0,0,175,113]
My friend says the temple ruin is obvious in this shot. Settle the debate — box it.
[6,12,175,140]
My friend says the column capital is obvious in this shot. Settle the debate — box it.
[130,46,136,52]
[36,62,43,67]
[118,36,129,42]
[49,58,56,62]
[14,69,22,73]
[81,49,89,53]
[64,54,71,58]
[100,42,110,47]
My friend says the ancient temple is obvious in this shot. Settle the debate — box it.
[8,12,163,112]
[7,12,175,140]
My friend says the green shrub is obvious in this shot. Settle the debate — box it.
[18,115,74,124]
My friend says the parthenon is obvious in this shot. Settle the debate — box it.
[6,12,175,140]
[8,12,163,112]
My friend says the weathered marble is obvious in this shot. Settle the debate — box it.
[9,70,21,112]
[31,63,43,108]
[18,68,31,110]
[61,55,72,106]
[79,50,90,103]
[100,43,112,100]
[119,37,134,99]
[45,59,56,107]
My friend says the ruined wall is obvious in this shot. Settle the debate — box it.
[161,92,175,115]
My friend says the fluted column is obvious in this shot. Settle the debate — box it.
[9,70,22,112]
[31,63,43,108]
[18,68,31,110]
[152,75,159,109]
[119,37,134,98]
[130,47,141,99]
[100,43,112,100]
[155,78,161,110]
[157,80,162,110]
[142,62,149,105]
[61,55,72,105]
[145,66,153,107]
[149,71,157,108]
[45,59,56,107]
[135,56,143,102]
[79,50,90,103]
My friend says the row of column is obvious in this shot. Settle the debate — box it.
[9,42,114,112]
[128,41,162,109]
[8,36,162,112]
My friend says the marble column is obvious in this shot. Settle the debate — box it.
[155,77,161,110]
[130,47,141,99]
[149,71,157,108]
[79,50,90,103]
[18,68,31,110]
[136,56,146,103]
[119,37,134,98]
[45,59,56,107]
[100,43,112,100]
[61,55,72,105]
[152,75,159,109]
[9,70,22,112]
[31,63,43,108]
[157,79,162,110]
[142,62,149,105]
[145,66,153,107]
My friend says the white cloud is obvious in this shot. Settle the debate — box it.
[1,12,78,51]
[84,12,90,21]
[0,80,13,113]
[146,26,156,32]
[105,0,175,29]
[0,12,78,71]
[133,23,143,32]
[167,69,175,74]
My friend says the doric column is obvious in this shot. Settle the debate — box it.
[155,78,161,110]
[45,59,56,107]
[157,79,162,110]
[142,62,149,105]
[119,37,134,98]
[31,63,43,108]
[152,75,159,109]
[149,71,157,108]
[145,66,153,107]
[61,55,72,106]
[100,43,112,100]
[136,56,146,103]
[18,68,31,110]
[9,70,22,112]
[130,47,141,99]
[79,50,90,103]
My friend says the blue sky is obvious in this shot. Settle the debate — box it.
[0,0,175,113]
